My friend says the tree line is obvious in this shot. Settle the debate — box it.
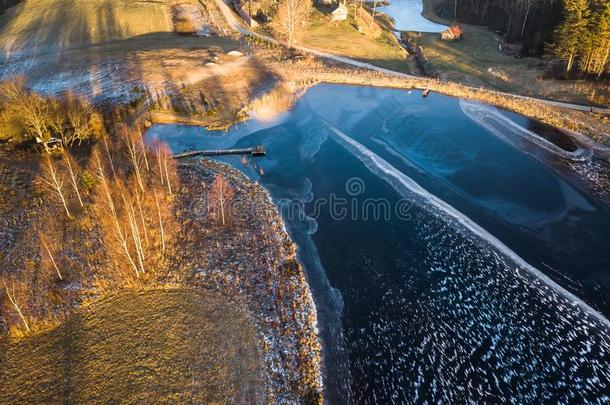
[0,79,103,147]
[1,129,180,334]
[548,0,610,78]
[437,0,610,79]
[435,0,563,54]
[0,121,239,335]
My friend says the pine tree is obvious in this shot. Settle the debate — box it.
[550,0,591,73]
[590,0,610,78]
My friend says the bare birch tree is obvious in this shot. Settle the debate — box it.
[40,233,63,280]
[154,144,177,196]
[370,0,378,29]
[210,174,235,226]
[2,280,31,332]
[62,151,84,207]
[41,157,71,217]
[275,0,311,46]
[124,130,146,192]
[91,150,141,279]
[153,189,166,252]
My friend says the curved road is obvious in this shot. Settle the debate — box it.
[214,0,610,115]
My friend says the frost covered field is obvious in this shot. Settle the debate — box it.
[0,0,237,104]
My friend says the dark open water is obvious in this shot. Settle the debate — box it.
[146,84,610,404]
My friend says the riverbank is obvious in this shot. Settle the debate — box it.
[141,38,609,146]
[249,51,607,145]
[417,0,610,107]
[178,160,324,403]
[151,62,610,146]
[0,146,323,403]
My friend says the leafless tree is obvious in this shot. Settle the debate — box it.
[274,0,311,46]
[210,174,235,226]
[41,157,71,217]
[101,134,118,177]
[65,95,96,147]
[2,280,31,332]
[92,150,141,279]
[139,135,150,172]
[370,0,378,29]
[123,130,146,192]
[153,189,166,252]
[40,233,63,280]
[118,182,147,277]
[155,144,176,196]
[48,99,68,141]
[62,151,84,207]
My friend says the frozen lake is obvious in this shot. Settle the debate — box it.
[378,0,447,32]
[147,84,610,403]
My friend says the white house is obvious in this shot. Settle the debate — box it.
[331,3,348,22]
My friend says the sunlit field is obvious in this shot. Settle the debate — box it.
[0,0,176,53]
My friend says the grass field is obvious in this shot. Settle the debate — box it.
[414,27,530,88]
[301,7,410,73]
[413,25,610,106]
[0,0,249,105]
[0,0,178,54]
[0,288,266,404]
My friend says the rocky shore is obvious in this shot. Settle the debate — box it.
[177,160,323,404]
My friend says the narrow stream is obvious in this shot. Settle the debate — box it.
[146,84,610,403]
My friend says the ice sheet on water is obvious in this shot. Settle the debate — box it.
[460,100,590,161]
[461,100,610,200]
[325,119,609,327]
[323,117,610,402]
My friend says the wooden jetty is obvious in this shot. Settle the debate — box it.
[173,145,266,159]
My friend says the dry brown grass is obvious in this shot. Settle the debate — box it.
[413,25,610,107]
[149,56,277,129]
[247,81,297,120]
[300,6,410,73]
[0,288,266,404]
[174,19,199,35]
[0,0,173,54]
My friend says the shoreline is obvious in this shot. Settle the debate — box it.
[421,0,454,26]
[274,63,610,146]
[143,45,610,147]
[179,160,324,403]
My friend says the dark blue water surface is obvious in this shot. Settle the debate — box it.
[146,84,610,404]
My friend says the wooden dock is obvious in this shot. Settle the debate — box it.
[173,145,266,159]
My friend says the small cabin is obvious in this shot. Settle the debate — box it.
[441,25,463,41]
[331,3,348,22]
